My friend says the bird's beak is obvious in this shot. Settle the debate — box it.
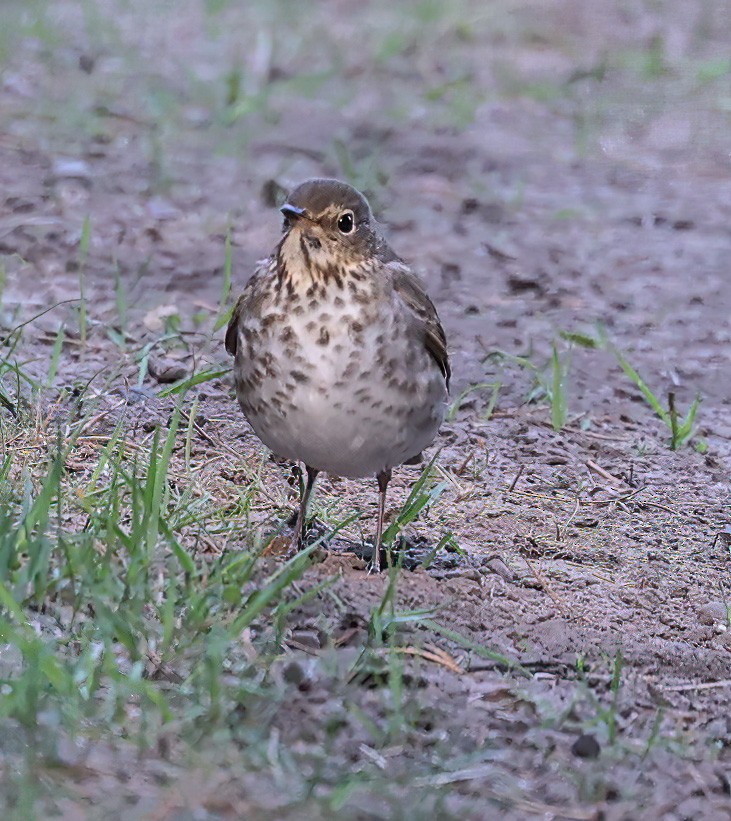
[280,203,306,221]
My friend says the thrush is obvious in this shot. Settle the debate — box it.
[225,178,450,571]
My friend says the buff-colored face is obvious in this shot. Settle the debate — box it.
[279,178,377,266]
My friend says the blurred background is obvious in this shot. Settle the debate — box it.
[1,0,730,416]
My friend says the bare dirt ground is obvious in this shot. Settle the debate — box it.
[1,1,731,818]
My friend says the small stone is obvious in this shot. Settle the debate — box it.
[571,733,601,759]
[483,556,515,582]
[291,630,320,651]
[347,553,367,570]
[148,356,188,384]
[51,158,92,179]
[79,54,95,74]
[697,601,729,627]
[282,661,305,685]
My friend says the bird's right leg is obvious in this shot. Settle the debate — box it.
[371,468,392,573]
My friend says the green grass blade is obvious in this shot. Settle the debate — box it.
[611,345,669,424]
[231,542,319,635]
[447,382,496,421]
[213,228,233,332]
[45,324,65,388]
[78,216,91,343]
[559,330,599,348]
[550,342,567,431]
[421,618,529,677]
[675,395,701,445]
[382,452,445,544]
[157,367,230,397]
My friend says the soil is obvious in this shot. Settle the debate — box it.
[1,0,731,818]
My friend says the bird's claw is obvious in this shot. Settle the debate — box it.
[367,544,387,574]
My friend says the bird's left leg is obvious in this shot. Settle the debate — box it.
[372,468,392,573]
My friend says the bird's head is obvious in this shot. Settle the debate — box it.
[278,178,387,273]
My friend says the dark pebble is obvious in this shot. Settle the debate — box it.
[571,733,601,759]
[282,661,305,686]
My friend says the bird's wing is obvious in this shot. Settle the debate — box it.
[389,263,451,389]
[224,259,273,356]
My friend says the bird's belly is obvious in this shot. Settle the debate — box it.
[235,323,446,477]
[257,382,444,477]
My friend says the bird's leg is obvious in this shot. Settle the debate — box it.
[372,468,392,573]
[292,464,319,550]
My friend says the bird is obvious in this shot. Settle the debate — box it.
[225,178,450,572]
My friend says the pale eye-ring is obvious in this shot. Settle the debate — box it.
[337,210,355,234]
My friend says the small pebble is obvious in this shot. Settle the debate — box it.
[571,733,601,759]
[697,601,729,626]
[483,556,515,582]
[282,661,305,685]
[148,356,188,384]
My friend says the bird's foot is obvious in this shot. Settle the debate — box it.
[285,516,330,552]
[361,543,388,574]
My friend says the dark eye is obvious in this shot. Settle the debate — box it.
[337,211,355,234]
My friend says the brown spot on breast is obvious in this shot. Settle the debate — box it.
[317,327,330,345]
[306,320,317,332]
[291,370,310,383]
[262,313,284,328]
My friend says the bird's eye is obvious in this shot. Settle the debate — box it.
[337,211,355,234]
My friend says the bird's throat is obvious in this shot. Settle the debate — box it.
[276,229,366,296]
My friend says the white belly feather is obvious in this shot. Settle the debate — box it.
[234,288,447,478]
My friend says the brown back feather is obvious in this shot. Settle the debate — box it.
[224,297,241,355]
[224,264,271,357]
[390,264,451,390]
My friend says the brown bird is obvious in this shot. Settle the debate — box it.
[225,178,449,571]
